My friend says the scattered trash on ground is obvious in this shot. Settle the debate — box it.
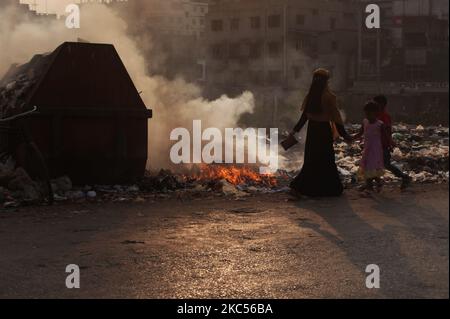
[336,124,449,185]
[1,124,448,208]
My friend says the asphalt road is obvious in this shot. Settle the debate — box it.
[0,184,448,298]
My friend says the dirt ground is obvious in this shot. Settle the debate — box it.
[0,184,448,299]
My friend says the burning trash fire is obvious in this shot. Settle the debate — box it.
[187,164,279,187]
[1,123,448,208]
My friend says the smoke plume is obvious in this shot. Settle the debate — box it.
[0,3,256,169]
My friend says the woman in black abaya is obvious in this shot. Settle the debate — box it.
[289,69,352,197]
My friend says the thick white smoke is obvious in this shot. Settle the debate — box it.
[0,3,256,169]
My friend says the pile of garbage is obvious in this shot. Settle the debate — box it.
[0,54,52,118]
[336,124,449,184]
[1,156,47,207]
[0,158,146,208]
[0,74,35,118]
[1,124,448,208]
[0,163,292,207]
[138,168,291,198]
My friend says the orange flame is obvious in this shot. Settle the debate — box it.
[188,164,278,186]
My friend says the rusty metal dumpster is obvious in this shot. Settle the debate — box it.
[0,42,152,184]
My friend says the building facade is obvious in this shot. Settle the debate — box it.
[349,0,449,125]
[116,0,209,81]
[205,0,360,91]
[357,0,449,82]
[204,0,448,126]
[204,0,359,126]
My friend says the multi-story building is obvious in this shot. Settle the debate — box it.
[3,1,59,22]
[350,0,449,125]
[205,0,358,94]
[391,0,448,81]
[204,0,359,126]
[357,0,449,81]
[117,0,208,81]
[19,0,129,15]
[184,1,209,38]
[205,0,448,125]
[119,0,208,38]
[5,0,39,14]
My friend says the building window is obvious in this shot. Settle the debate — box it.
[230,18,240,30]
[268,41,281,57]
[249,43,262,59]
[330,17,336,30]
[268,14,281,28]
[211,19,223,32]
[250,16,261,29]
[296,15,305,26]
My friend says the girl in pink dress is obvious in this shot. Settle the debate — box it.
[354,101,389,191]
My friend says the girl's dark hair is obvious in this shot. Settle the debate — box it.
[374,95,387,107]
[304,73,329,114]
[364,100,379,114]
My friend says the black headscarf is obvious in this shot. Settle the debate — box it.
[303,68,330,114]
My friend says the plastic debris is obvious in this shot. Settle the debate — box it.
[334,123,449,185]
[1,124,447,208]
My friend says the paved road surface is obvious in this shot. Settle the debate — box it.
[0,184,448,298]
